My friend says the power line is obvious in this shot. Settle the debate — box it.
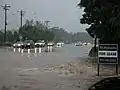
[1,4,11,43]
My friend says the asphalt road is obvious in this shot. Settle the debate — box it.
[0,44,92,90]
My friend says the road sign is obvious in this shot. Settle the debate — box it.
[97,44,118,76]
[98,44,118,64]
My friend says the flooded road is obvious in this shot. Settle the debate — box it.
[0,44,92,90]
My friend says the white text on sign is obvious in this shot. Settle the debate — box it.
[98,51,117,57]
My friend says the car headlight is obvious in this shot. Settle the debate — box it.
[18,44,21,46]
[27,43,30,45]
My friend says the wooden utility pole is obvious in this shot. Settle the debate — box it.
[18,9,26,28]
[1,4,11,43]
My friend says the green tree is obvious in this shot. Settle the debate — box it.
[50,27,72,43]
[6,31,14,42]
[19,20,55,42]
[78,0,120,40]
[13,31,19,42]
[0,31,4,44]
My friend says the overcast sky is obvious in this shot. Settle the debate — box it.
[0,0,88,32]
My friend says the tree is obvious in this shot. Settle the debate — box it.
[19,20,55,42]
[78,0,120,40]
[13,31,19,42]
[6,31,14,42]
[0,31,4,44]
[50,27,72,43]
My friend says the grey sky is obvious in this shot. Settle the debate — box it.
[0,0,88,32]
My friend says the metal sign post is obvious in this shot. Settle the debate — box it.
[98,64,100,76]
[98,44,118,76]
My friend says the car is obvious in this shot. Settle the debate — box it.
[35,40,45,47]
[75,41,82,46]
[47,41,54,46]
[13,41,24,48]
[82,42,88,46]
[23,40,35,48]
[56,42,64,47]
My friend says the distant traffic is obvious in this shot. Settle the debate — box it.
[13,40,64,53]
[74,41,91,46]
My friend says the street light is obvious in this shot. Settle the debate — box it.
[1,4,11,44]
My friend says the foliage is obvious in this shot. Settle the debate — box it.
[0,19,93,44]
[72,32,93,43]
[78,0,120,40]
[19,20,55,42]
[50,27,93,43]
[50,27,73,43]
[0,31,4,43]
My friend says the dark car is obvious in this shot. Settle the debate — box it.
[23,40,35,48]
[35,40,46,47]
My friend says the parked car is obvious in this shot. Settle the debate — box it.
[13,41,23,48]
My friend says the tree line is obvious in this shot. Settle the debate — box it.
[0,19,92,44]
[0,20,55,44]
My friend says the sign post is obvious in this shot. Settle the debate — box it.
[98,44,118,76]
[98,64,100,76]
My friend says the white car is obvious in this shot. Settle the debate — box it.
[75,42,82,46]
[56,42,64,47]
[13,41,23,48]
[82,42,87,46]
[47,42,54,46]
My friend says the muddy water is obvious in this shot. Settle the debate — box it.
[0,44,93,90]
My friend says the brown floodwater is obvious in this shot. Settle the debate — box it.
[0,44,93,90]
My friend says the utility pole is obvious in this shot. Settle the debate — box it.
[32,12,36,21]
[44,21,50,43]
[1,4,11,44]
[18,9,26,41]
[44,21,50,30]
[18,9,26,28]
